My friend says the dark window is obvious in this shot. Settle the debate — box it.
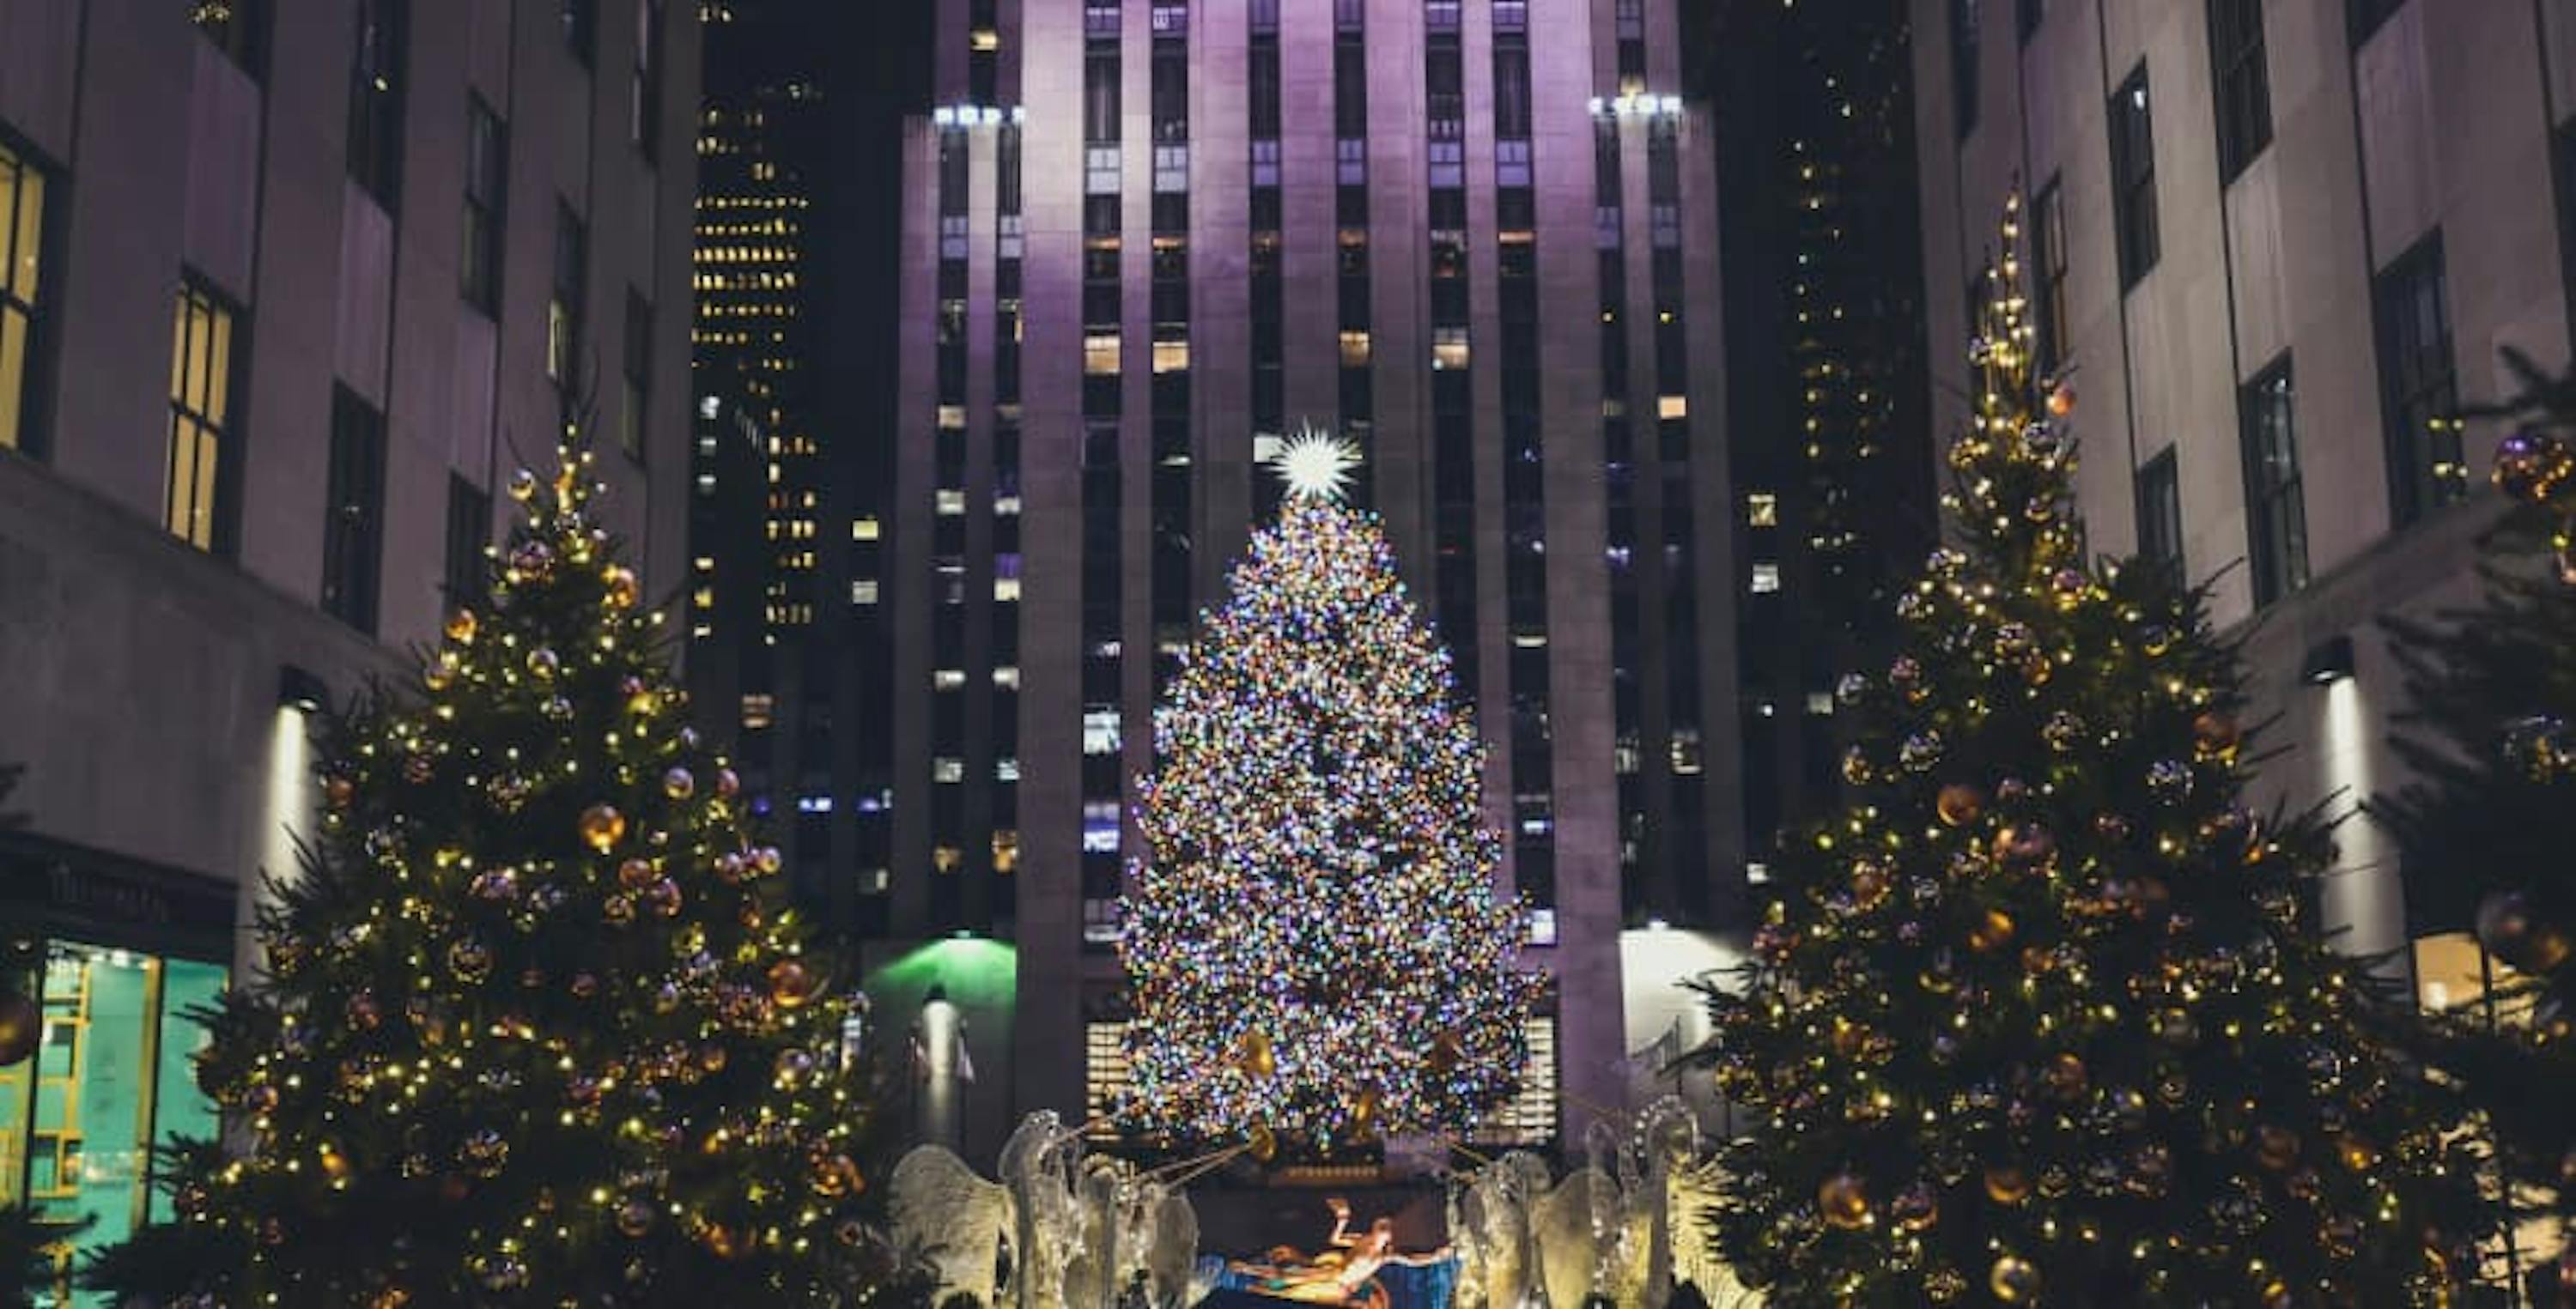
[1950,0,1981,139]
[1085,47,1120,143]
[630,0,664,162]
[347,0,409,206]
[0,136,52,456]
[2373,233,2462,526]
[2032,178,2069,374]
[2239,356,2308,606]
[2348,0,2403,46]
[1251,38,1282,137]
[322,387,388,634]
[1151,39,1188,142]
[561,0,596,64]
[2135,447,2183,584]
[1335,35,1367,138]
[2109,64,2160,288]
[2016,0,2044,43]
[621,288,652,459]
[444,473,490,605]
[2207,0,2271,183]
[550,202,587,387]
[462,97,507,314]
[1493,33,1532,139]
[194,0,267,76]
[166,281,242,554]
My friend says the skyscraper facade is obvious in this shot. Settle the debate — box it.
[891,0,1741,1143]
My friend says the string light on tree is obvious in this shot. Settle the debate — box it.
[1118,433,1540,1153]
[1690,195,2487,1306]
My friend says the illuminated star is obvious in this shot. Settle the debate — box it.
[1268,426,1364,503]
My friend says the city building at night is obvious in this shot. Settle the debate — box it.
[884,0,1745,1161]
[1712,0,1935,881]
[1913,0,2576,996]
[0,0,698,1279]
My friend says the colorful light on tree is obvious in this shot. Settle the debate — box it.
[1693,197,2488,1306]
[1118,435,1540,1151]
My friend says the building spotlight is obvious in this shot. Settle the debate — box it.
[2301,634,2355,687]
[276,665,328,714]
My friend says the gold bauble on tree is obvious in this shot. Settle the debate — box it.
[1966,908,2017,953]
[1890,1182,1939,1232]
[603,566,641,609]
[767,958,817,1009]
[2191,712,2242,761]
[1983,1165,2032,1205]
[2476,889,2573,974]
[1989,1255,2041,1303]
[580,803,628,852]
[1247,1121,1279,1163]
[1818,1173,1872,1229]
[1935,783,1985,827]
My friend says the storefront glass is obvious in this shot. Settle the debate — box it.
[4,939,226,1307]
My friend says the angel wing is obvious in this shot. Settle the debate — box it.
[890,1144,1017,1306]
[999,1114,1082,1308]
[1664,1157,1759,1306]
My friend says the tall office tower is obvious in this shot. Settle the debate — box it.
[1913,1,2576,990]
[890,0,1741,1154]
[693,2,916,928]
[1713,0,1935,870]
[0,0,696,1282]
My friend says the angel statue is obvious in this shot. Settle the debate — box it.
[998,1112,1084,1308]
[1449,1151,1548,1308]
[887,1144,1015,1306]
[1220,1197,1454,1307]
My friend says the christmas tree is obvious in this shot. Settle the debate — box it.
[2375,351,2576,1293]
[1118,431,1540,1154]
[97,444,882,1305]
[1694,197,2488,1306]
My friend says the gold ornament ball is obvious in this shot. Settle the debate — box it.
[767,958,818,1009]
[714,767,742,798]
[1989,1255,2041,1303]
[1983,1165,2032,1205]
[2046,383,2077,417]
[447,940,493,982]
[1967,908,2017,953]
[1818,1173,1872,1229]
[603,567,641,609]
[1891,1182,1939,1232]
[603,894,636,926]
[2041,1051,2087,1099]
[617,1200,654,1238]
[812,1154,865,1198]
[2191,712,2243,760]
[2477,890,2573,974]
[445,609,477,644]
[580,803,628,853]
[1935,784,1985,827]
[662,767,696,800]
[0,991,41,1068]
[618,858,658,890]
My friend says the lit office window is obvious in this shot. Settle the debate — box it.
[165,283,238,552]
[1468,1017,1558,1147]
[0,139,48,452]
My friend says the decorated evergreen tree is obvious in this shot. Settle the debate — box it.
[2376,352,2576,1294]
[1694,197,2487,1306]
[1117,432,1540,1156]
[98,445,884,1305]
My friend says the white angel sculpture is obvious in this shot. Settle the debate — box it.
[889,1144,1017,1305]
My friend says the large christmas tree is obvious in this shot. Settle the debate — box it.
[1118,433,1540,1154]
[1695,197,2487,1306]
[100,445,881,1305]
[2375,352,2576,1294]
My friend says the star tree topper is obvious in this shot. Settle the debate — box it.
[1268,425,1365,504]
